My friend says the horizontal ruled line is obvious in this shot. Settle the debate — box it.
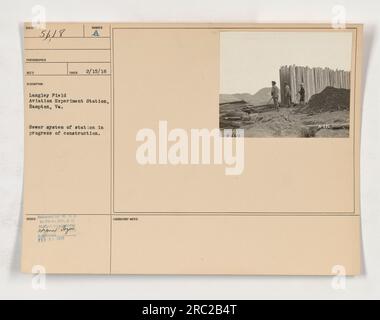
[25,61,111,63]
[25,74,111,76]
[25,48,111,51]
[24,213,357,217]
[24,36,110,39]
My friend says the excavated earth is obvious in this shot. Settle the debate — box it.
[219,87,350,138]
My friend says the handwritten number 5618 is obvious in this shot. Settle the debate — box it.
[40,29,66,41]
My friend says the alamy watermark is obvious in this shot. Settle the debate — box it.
[331,265,347,290]
[136,121,245,175]
[331,4,347,29]
[31,5,46,30]
[32,265,46,290]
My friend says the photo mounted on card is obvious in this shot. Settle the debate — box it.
[219,31,352,138]
[22,23,362,275]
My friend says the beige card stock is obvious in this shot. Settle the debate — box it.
[22,23,363,275]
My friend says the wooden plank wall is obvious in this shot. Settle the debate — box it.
[279,65,350,103]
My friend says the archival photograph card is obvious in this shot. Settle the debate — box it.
[22,23,362,275]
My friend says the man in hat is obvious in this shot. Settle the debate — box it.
[271,81,280,111]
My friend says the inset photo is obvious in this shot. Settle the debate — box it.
[219,31,353,137]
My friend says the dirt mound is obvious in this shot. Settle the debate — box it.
[302,87,350,113]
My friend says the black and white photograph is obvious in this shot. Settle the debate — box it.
[219,31,353,137]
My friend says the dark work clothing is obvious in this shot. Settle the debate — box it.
[299,87,305,102]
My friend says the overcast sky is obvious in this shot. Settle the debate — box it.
[220,31,353,94]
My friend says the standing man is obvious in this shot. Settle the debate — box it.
[284,81,292,108]
[298,83,306,105]
[271,81,280,111]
